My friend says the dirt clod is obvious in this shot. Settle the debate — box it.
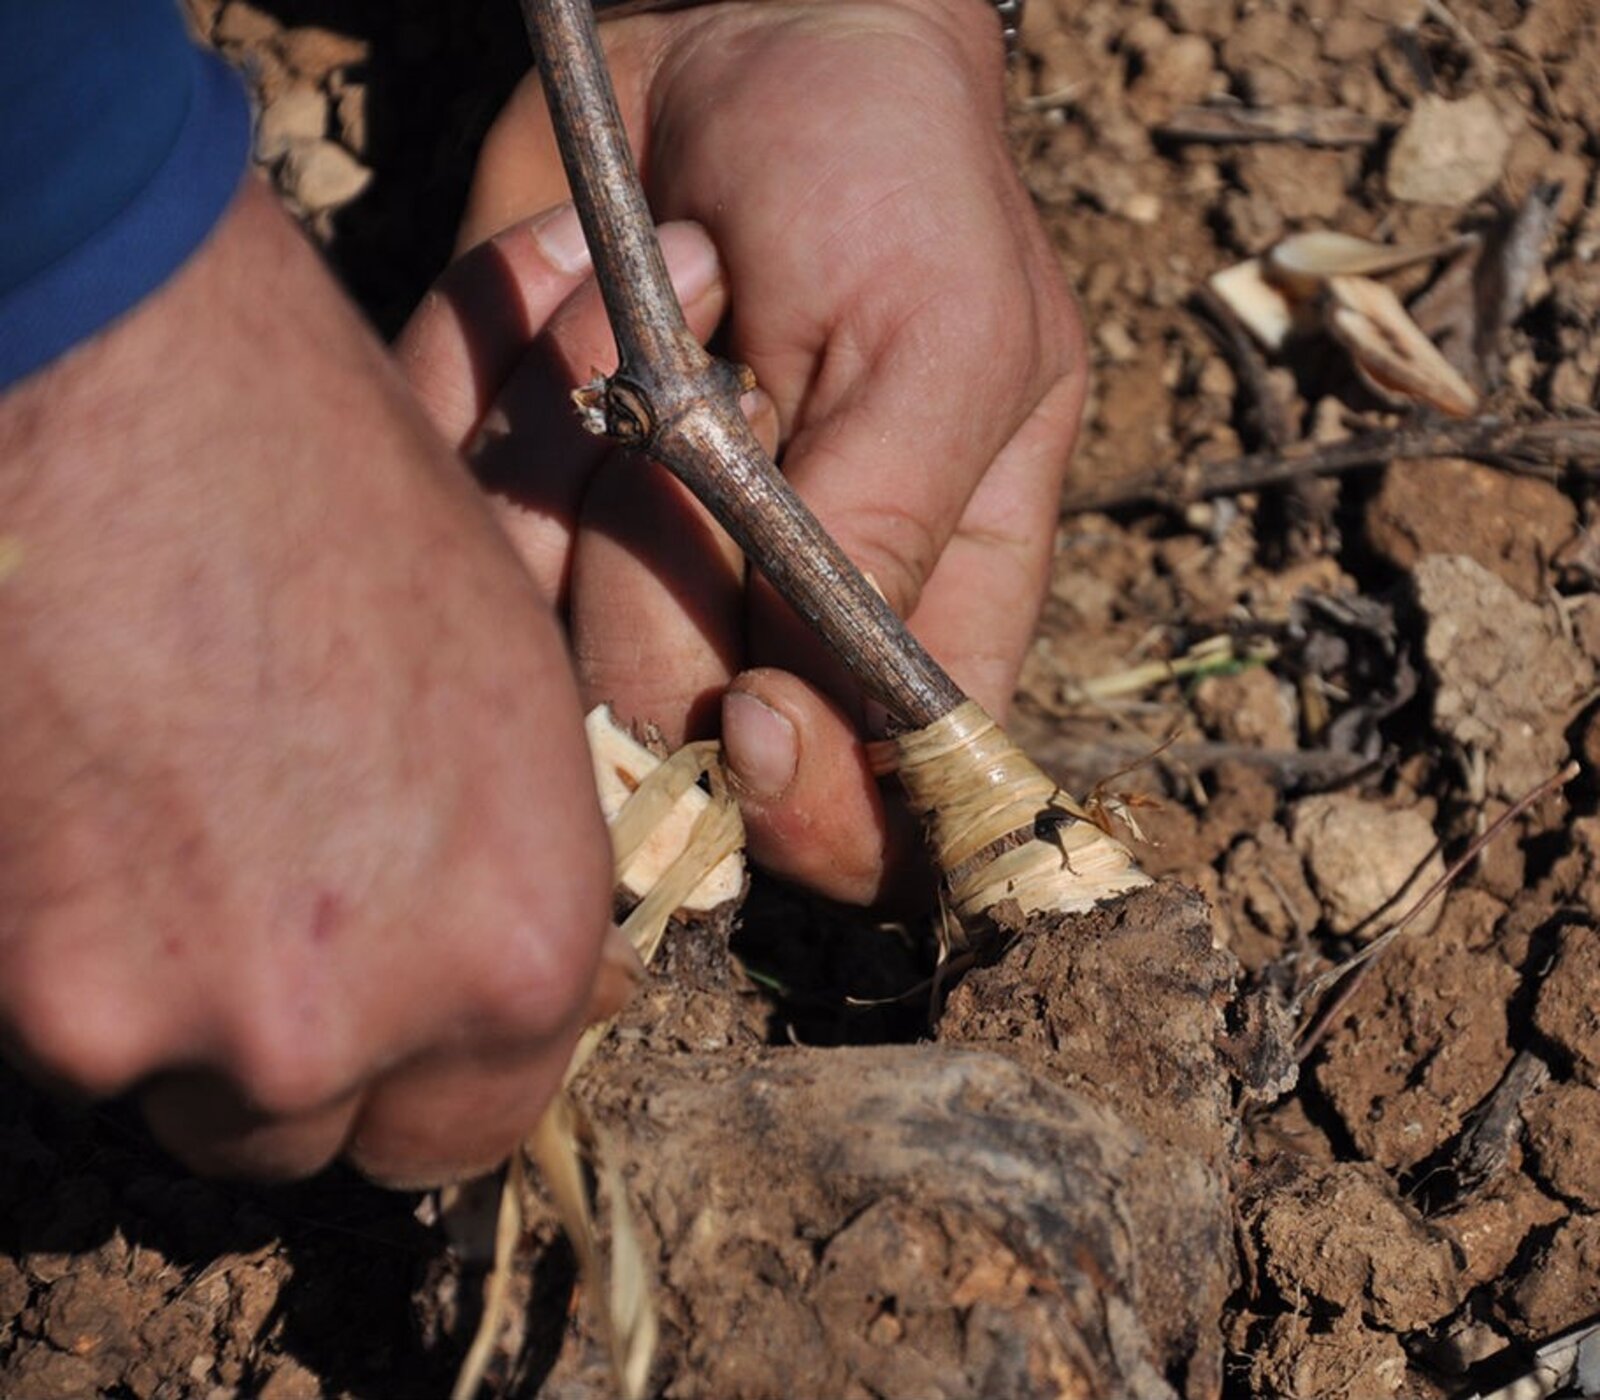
[1415,554,1593,800]
[1533,920,1600,1086]
[1315,888,1516,1170]
[1434,1169,1566,1290]
[1366,458,1577,600]
[1288,792,1443,940]
[1245,1310,1409,1400]
[1244,1157,1462,1331]
[1523,1080,1600,1208]
[1501,1212,1600,1339]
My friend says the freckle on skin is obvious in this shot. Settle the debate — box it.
[311,892,342,944]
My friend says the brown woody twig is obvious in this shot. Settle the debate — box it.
[520,0,962,728]
[1062,415,1600,515]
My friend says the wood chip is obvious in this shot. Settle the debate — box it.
[1324,275,1480,417]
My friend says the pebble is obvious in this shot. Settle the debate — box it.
[279,139,372,213]
[1387,93,1512,206]
[1289,793,1444,939]
[213,0,279,48]
[255,84,328,163]
[280,26,369,82]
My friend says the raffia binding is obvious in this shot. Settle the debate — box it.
[893,701,1152,923]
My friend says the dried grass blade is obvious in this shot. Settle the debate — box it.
[598,1134,658,1399]
[619,787,743,965]
[449,1158,526,1400]
[527,1094,658,1400]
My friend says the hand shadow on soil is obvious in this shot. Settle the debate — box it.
[0,1065,460,1397]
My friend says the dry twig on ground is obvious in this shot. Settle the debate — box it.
[1063,416,1600,514]
[1157,103,1382,147]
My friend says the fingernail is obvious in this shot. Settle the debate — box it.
[658,222,721,307]
[529,202,591,276]
[724,691,798,800]
[739,387,780,458]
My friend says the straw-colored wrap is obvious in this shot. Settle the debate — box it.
[894,701,1152,924]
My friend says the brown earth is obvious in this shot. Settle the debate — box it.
[6,0,1600,1396]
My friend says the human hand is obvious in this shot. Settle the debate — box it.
[0,179,668,1186]
[443,0,1086,905]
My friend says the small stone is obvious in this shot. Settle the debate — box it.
[1310,395,1349,444]
[1387,93,1513,206]
[213,0,279,48]
[1163,0,1234,39]
[280,26,368,82]
[1320,13,1386,62]
[1513,0,1588,60]
[1193,667,1298,750]
[1223,189,1286,252]
[1127,33,1219,125]
[1121,15,1176,55]
[254,84,327,164]
[1095,322,1139,364]
[1197,356,1235,398]
[1505,348,1539,392]
[279,140,372,213]
[1220,10,1320,106]
[1549,357,1595,413]
[259,1356,321,1400]
[1289,793,1444,939]
[1122,191,1163,224]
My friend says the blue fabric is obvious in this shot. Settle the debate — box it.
[0,1,251,389]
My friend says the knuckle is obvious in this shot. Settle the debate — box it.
[1,963,154,1100]
[0,902,167,1097]
[223,1017,355,1119]
[471,881,612,1048]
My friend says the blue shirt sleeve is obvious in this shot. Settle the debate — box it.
[0,1,251,390]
